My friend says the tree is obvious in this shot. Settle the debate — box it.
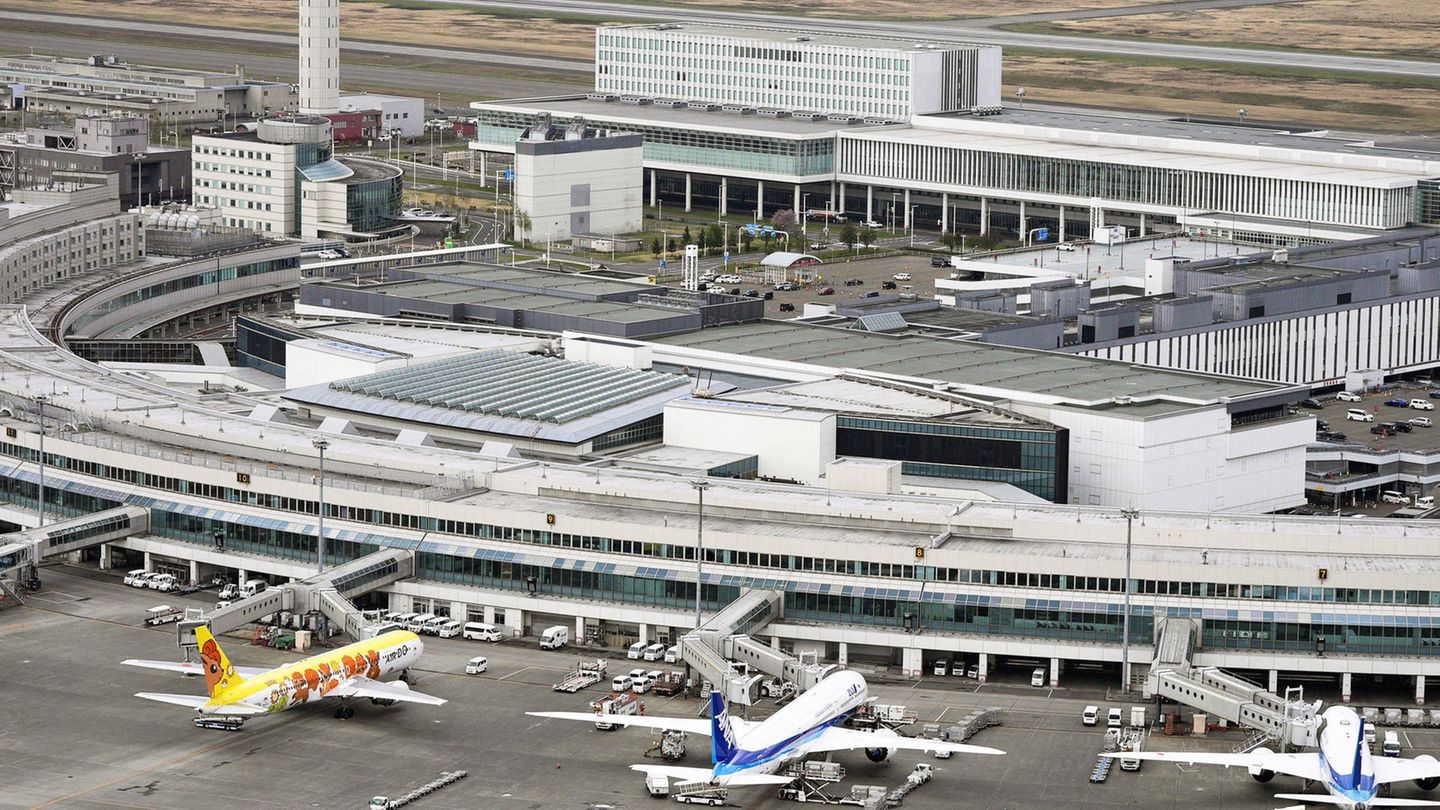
[514,209,532,247]
[742,233,755,253]
[696,229,709,255]
[859,227,876,250]
[682,226,693,246]
[651,237,662,257]
[840,223,858,251]
[771,208,798,235]
[667,237,678,254]
[706,224,724,256]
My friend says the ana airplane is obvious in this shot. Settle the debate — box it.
[529,669,1004,787]
[1103,705,1440,809]
[123,626,445,721]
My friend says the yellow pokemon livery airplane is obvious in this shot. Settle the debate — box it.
[123,627,445,720]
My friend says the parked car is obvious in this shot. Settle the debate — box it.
[1371,425,1394,437]
[1411,399,1436,411]
[930,256,950,268]
[1430,390,1440,399]
[862,220,882,229]
[818,287,835,296]
[778,303,795,312]
[1347,409,1375,422]
[1392,421,1413,433]
[1056,242,1078,252]
[643,643,666,661]
[773,281,799,291]
[123,569,149,586]
[1299,398,1323,409]
[862,290,880,298]
[1384,398,1410,407]
[882,281,898,290]
[1336,391,1363,402]
[1316,420,1329,431]
[743,289,760,298]
[893,272,912,281]
[1412,417,1434,428]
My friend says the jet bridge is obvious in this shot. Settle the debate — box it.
[680,588,836,706]
[1144,619,1320,749]
[203,548,414,638]
[0,506,149,596]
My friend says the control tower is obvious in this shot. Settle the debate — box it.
[298,0,340,114]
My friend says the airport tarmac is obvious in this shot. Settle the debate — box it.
[4,564,1439,809]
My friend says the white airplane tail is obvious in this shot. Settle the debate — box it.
[628,764,794,787]
[1275,795,1440,807]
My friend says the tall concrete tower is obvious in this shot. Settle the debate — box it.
[298,0,340,114]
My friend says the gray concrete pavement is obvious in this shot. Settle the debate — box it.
[7,564,1439,808]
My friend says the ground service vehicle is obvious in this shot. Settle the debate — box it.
[1108,708,1123,727]
[1032,668,1047,687]
[1083,706,1099,726]
[463,622,502,642]
[465,656,488,675]
[239,579,268,597]
[539,626,569,650]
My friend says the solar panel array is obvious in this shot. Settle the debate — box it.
[853,312,908,333]
[329,350,686,424]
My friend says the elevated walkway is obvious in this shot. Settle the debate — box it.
[0,506,149,585]
[1144,618,1319,749]
[680,588,836,706]
[204,549,414,637]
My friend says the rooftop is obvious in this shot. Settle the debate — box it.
[607,22,992,55]
[718,377,1036,425]
[477,96,869,139]
[413,263,653,298]
[651,320,1294,413]
[332,279,676,325]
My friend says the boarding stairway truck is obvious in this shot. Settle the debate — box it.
[552,659,607,692]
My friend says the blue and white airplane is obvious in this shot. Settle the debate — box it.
[529,669,1004,787]
[1104,705,1440,808]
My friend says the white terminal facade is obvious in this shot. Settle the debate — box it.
[474,24,1440,246]
[596,23,1001,120]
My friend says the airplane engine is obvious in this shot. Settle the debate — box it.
[371,680,410,706]
[1414,754,1440,790]
[865,728,899,763]
[1247,747,1276,783]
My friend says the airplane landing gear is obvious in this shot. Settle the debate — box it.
[334,704,356,719]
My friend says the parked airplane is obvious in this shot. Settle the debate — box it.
[123,626,445,721]
[1103,705,1440,808]
[529,669,1004,787]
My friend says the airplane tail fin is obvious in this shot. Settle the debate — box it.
[194,625,243,698]
[709,690,739,765]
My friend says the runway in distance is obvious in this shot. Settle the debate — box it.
[1104,705,1440,809]
[530,669,1004,787]
[123,626,446,720]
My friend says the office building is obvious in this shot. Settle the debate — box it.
[1,116,190,205]
[0,53,295,124]
[337,93,424,139]
[596,24,1001,119]
[513,116,643,242]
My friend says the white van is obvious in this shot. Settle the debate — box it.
[1082,705,1100,726]
[1031,667,1046,687]
[933,660,948,677]
[1382,490,1409,504]
[389,611,419,629]
[147,573,178,592]
[123,569,148,586]
[420,615,449,635]
[663,645,681,663]
[407,613,437,633]
[1107,707,1124,727]
[632,673,653,694]
[627,641,646,659]
[612,675,633,692]
[643,643,666,661]
[539,625,569,650]
[1347,409,1375,422]
[463,622,502,642]
[240,579,268,597]
[465,656,488,675]
[130,571,158,589]
[1418,495,1436,508]
[1383,730,1402,757]
[435,620,462,638]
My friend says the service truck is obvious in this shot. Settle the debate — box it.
[539,625,569,650]
[589,691,639,730]
[552,659,607,692]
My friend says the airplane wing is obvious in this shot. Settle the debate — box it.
[1275,794,1440,807]
[629,764,795,787]
[1374,756,1440,786]
[332,678,447,706]
[123,659,270,679]
[804,727,1005,757]
[1099,750,1324,782]
[527,711,713,736]
[134,692,267,714]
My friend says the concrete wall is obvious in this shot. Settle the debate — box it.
[664,398,834,485]
[514,135,643,242]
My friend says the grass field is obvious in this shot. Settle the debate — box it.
[621,0,1178,20]
[1006,0,1439,61]
[1004,49,1440,132]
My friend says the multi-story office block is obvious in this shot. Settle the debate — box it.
[595,24,1001,119]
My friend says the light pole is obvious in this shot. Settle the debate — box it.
[1120,508,1139,691]
[692,479,710,629]
[313,439,330,573]
[34,394,48,527]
